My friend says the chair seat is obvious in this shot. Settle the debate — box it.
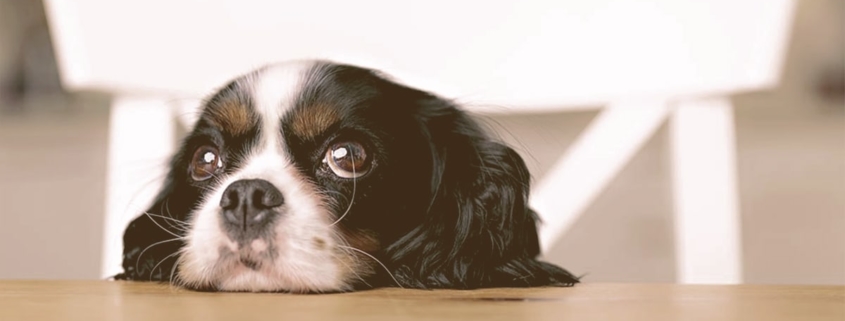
[44,0,794,112]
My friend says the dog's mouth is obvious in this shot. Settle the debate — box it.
[214,238,275,274]
[239,257,262,271]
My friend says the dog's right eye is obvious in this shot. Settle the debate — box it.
[323,141,370,179]
[190,145,223,181]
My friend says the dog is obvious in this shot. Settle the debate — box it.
[113,60,579,292]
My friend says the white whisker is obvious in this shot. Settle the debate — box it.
[149,251,181,282]
[335,256,371,288]
[143,211,184,239]
[169,254,183,287]
[329,159,357,226]
[136,237,183,273]
[337,245,403,288]
[144,213,189,231]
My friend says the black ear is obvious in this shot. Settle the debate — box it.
[112,183,188,282]
[112,209,181,281]
[112,149,197,282]
[385,97,580,289]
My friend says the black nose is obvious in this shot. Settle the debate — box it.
[220,179,284,231]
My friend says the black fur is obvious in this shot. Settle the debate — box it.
[113,60,579,290]
[382,93,578,288]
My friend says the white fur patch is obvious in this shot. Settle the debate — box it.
[177,61,353,292]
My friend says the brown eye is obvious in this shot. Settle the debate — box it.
[190,146,224,181]
[324,142,370,178]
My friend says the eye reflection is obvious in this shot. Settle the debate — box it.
[191,145,223,181]
[324,142,370,178]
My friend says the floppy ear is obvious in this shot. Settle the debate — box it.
[385,97,580,289]
[112,151,197,282]
[113,202,183,281]
[111,182,191,282]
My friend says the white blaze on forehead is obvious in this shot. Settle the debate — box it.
[252,62,315,150]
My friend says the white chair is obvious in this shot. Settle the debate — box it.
[43,0,796,284]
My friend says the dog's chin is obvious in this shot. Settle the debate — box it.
[213,262,340,293]
[175,214,356,293]
[177,252,353,293]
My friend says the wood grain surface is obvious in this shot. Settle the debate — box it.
[0,281,842,321]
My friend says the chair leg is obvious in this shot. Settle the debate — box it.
[670,97,742,284]
[101,96,176,279]
[530,100,671,254]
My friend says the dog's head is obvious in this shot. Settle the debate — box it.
[116,60,578,292]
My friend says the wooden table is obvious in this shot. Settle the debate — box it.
[1,281,841,321]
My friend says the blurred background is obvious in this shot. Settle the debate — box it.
[0,0,842,285]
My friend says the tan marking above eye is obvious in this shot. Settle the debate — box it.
[290,104,340,140]
[204,100,257,135]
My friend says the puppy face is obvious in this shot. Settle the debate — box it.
[116,60,579,292]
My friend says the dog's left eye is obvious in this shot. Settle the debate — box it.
[190,145,224,181]
[323,142,370,179]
